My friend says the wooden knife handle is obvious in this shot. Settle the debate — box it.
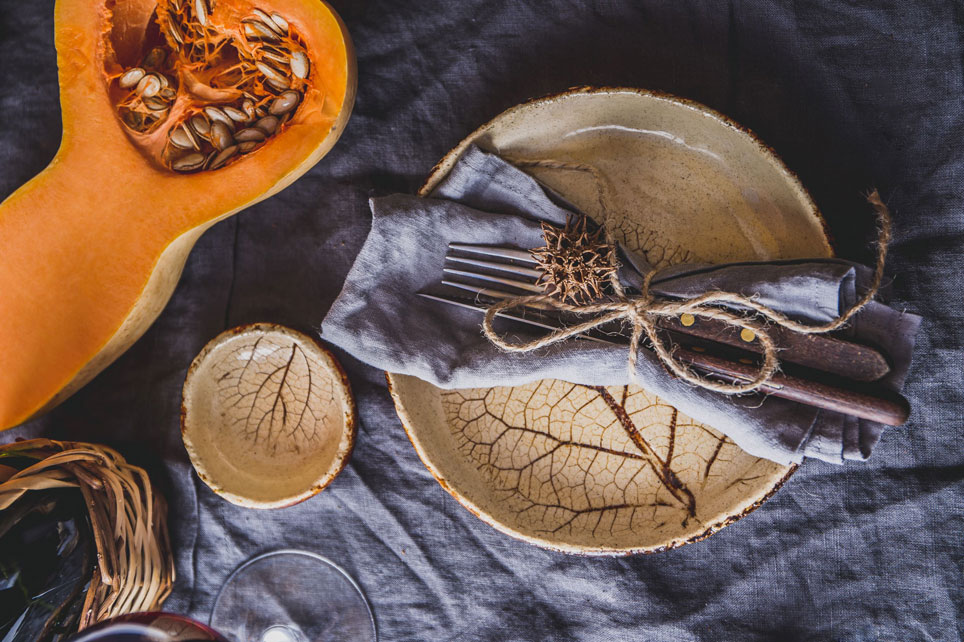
[675,346,910,426]
[660,315,891,382]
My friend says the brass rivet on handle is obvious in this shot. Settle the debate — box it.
[740,328,756,343]
[680,313,695,327]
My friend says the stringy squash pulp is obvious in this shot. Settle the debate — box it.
[0,0,355,429]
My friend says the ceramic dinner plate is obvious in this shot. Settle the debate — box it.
[388,87,831,554]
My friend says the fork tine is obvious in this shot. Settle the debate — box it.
[448,243,538,264]
[417,292,619,345]
[445,255,542,279]
[443,267,545,293]
[442,279,521,300]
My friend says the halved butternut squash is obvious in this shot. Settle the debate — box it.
[0,0,356,429]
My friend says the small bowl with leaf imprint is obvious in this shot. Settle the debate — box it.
[181,323,356,509]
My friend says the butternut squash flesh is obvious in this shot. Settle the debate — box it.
[0,0,355,429]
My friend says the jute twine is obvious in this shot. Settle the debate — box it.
[0,438,175,629]
[483,157,891,394]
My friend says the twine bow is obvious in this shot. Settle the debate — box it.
[482,191,892,395]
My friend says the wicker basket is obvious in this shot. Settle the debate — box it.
[0,438,175,630]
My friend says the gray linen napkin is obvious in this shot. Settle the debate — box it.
[322,145,920,465]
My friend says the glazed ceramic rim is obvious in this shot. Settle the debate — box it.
[389,86,827,554]
[181,323,357,509]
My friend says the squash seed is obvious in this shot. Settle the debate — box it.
[142,47,166,68]
[238,140,261,153]
[136,74,162,98]
[204,106,235,131]
[208,145,238,170]
[210,121,235,151]
[190,114,211,138]
[270,12,289,34]
[167,20,184,45]
[234,127,267,143]
[290,52,309,79]
[169,124,198,149]
[243,20,279,41]
[172,152,206,172]
[269,91,300,115]
[254,115,279,135]
[242,99,257,120]
[144,97,170,111]
[252,9,283,35]
[134,74,161,98]
[222,106,248,122]
[256,61,288,84]
[194,0,208,26]
[119,68,146,88]
[266,76,290,92]
[259,49,290,66]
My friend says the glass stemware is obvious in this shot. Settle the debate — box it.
[69,550,375,642]
[210,550,375,642]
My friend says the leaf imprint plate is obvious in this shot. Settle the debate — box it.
[388,88,831,554]
[182,323,356,509]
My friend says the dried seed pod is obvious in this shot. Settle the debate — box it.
[208,145,238,170]
[136,74,162,98]
[222,106,248,122]
[254,115,279,135]
[119,68,146,88]
[530,216,618,303]
[171,152,206,172]
[290,52,309,80]
[210,121,234,151]
[190,114,211,138]
[269,12,288,34]
[269,91,300,115]
[234,127,266,143]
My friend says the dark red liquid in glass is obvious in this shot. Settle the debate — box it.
[70,613,229,642]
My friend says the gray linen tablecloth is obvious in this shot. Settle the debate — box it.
[2,1,961,639]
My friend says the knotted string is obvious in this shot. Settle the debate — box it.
[482,187,891,395]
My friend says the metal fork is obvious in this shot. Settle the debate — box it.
[419,242,909,426]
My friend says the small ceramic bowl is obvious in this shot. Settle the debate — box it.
[181,323,356,509]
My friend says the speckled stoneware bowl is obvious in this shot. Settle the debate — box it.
[387,87,832,554]
[182,323,356,509]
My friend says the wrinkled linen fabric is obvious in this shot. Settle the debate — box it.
[3,0,962,640]
[322,145,920,465]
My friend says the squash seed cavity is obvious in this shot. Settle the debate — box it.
[109,0,312,173]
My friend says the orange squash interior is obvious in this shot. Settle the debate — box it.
[0,0,355,430]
